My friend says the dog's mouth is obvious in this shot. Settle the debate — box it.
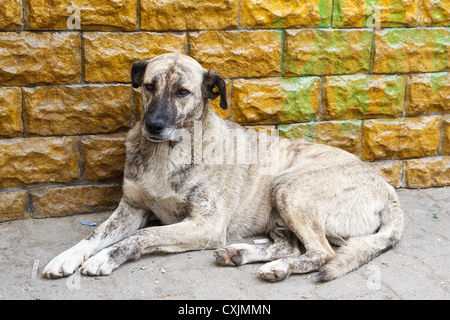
[147,136,167,142]
[142,130,167,142]
[141,126,180,143]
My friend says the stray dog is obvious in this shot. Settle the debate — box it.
[43,53,403,282]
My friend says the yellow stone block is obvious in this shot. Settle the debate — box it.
[0,137,80,188]
[25,0,137,30]
[0,191,29,222]
[231,77,321,125]
[333,0,418,28]
[369,161,403,189]
[372,28,449,74]
[314,121,362,156]
[0,0,23,30]
[23,85,131,136]
[278,120,362,156]
[0,32,81,85]
[322,74,405,120]
[418,0,450,26]
[0,87,23,137]
[405,157,450,188]
[405,72,450,116]
[189,30,282,78]
[83,32,187,83]
[284,29,372,76]
[240,0,332,28]
[362,116,442,161]
[80,133,127,182]
[245,125,277,135]
[140,0,238,30]
[30,184,122,218]
[441,115,450,155]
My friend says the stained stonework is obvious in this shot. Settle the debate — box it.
[231,77,321,124]
[284,29,373,76]
[372,28,449,74]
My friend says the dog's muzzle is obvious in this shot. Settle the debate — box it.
[142,117,179,142]
[144,117,165,137]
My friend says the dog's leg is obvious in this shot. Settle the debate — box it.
[43,200,148,279]
[80,216,226,276]
[214,224,300,267]
[258,178,335,282]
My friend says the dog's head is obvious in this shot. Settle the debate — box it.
[131,53,227,142]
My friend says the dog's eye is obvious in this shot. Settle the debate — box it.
[178,89,190,97]
[145,84,154,92]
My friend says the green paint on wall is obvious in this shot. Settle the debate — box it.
[330,75,369,118]
[389,0,406,27]
[364,0,380,27]
[280,78,313,110]
[430,72,447,92]
[340,120,360,135]
[378,75,405,117]
[278,77,319,123]
[431,0,446,24]
[332,0,343,27]
[318,0,332,27]
[278,123,317,142]
[270,16,286,29]
[383,28,448,73]
[431,28,449,72]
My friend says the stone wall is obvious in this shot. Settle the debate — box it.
[0,0,449,222]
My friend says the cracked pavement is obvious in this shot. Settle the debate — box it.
[0,187,448,300]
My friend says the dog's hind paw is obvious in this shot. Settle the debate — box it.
[258,260,292,282]
[214,246,246,267]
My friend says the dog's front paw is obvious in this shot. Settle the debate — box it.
[80,250,115,276]
[43,248,88,279]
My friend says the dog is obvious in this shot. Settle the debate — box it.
[43,53,404,282]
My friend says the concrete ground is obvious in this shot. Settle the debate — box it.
[0,187,448,300]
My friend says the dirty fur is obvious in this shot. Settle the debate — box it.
[43,53,404,282]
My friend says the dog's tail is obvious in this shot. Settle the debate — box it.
[316,191,404,282]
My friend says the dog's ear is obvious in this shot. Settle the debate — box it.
[202,70,228,110]
[131,59,149,89]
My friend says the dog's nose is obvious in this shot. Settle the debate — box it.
[145,118,165,136]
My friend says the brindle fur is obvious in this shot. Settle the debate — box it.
[43,53,403,282]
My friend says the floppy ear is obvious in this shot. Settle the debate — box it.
[131,59,149,88]
[202,69,228,110]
